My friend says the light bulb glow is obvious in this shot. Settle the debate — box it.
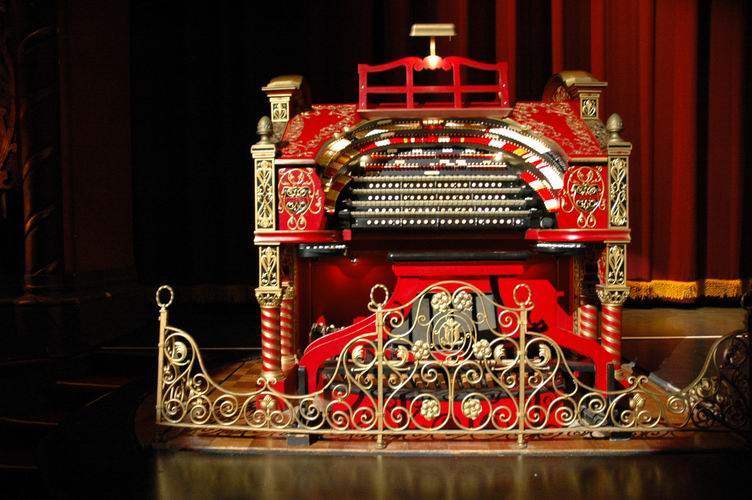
[423,55,443,69]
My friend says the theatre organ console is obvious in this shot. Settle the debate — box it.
[250,25,632,430]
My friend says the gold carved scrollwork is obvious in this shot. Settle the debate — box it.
[278,169,322,230]
[581,98,598,119]
[259,246,279,288]
[271,101,289,122]
[561,167,606,228]
[587,120,608,150]
[282,284,295,301]
[551,85,570,102]
[255,289,282,308]
[255,159,275,230]
[596,286,630,305]
[608,157,628,227]
[605,244,626,286]
[596,243,629,304]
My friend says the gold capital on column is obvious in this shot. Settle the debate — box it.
[256,287,283,381]
[595,285,630,306]
[255,289,282,307]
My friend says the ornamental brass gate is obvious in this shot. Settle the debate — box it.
[155,281,749,447]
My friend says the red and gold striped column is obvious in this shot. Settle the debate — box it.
[578,303,599,341]
[595,286,629,365]
[599,303,622,360]
[280,283,296,372]
[256,289,283,381]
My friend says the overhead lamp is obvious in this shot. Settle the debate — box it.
[410,23,456,69]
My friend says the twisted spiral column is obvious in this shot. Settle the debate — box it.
[578,303,599,341]
[280,284,296,372]
[256,289,283,380]
[596,286,629,364]
[599,304,622,360]
[14,2,65,291]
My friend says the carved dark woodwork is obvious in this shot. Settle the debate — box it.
[12,0,64,292]
[1,0,16,197]
[0,0,22,294]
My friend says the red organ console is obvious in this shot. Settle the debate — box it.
[251,26,632,423]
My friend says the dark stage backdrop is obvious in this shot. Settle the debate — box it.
[130,0,751,302]
[129,0,553,293]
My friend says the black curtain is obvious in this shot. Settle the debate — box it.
[130,0,551,286]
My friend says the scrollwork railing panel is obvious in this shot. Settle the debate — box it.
[377,282,531,434]
[154,283,750,444]
[156,303,385,433]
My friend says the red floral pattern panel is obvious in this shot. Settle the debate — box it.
[279,105,359,160]
[512,102,604,158]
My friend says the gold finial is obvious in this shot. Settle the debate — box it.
[257,116,273,144]
[606,113,624,144]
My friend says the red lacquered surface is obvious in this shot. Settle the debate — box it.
[556,165,609,229]
[298,257,612,394]
[358,56,510,110]
[254,230,341,244]
[526,229,631,242]
[277,167,327,231]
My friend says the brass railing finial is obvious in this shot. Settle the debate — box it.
[156,285,174,312]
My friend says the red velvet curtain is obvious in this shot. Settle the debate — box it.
[537,0,751,301]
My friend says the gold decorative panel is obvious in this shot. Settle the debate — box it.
[608,157,628,227]
[259,245,279,288]
[255,159,275,230]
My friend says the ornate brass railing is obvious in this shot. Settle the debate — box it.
[154,282,749,447]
